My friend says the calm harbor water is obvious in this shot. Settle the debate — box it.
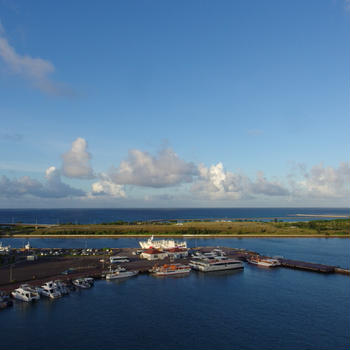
[1,208,349,349]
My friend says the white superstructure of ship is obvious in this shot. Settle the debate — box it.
[139,236,187,250]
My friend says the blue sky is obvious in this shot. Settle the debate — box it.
[0,0,349,208]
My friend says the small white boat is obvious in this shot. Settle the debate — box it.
[11,287,39,302]
[106,267,138,280]
[20,284,41,300]
[53,280,70,295]
[40,281,61,299]
[73,278,92,289]
[0,242,11,254]
[151,263,191,276]
[247,256,281,267]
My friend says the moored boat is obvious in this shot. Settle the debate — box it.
[106,267,138,280]
[40,281,61,299]
[247,256,281,267]
[151,263,191,276]
[11,287,40,302]
[189,257,244,272]
[73,278,92,289]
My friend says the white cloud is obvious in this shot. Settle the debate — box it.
[0,166,84,199]
[0,23,72,96]
[291,162,350,198]
[191,162,289,200]
[110,148,198,188]
[62,138,94,179]
[91,174,126,198]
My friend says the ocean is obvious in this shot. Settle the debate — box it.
[0,207,348,224]
[0,208,349,349]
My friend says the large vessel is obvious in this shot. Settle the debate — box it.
[150,263,191,276]
[189,257,244,272]
[106,266,138,280]
[247,256,281,267]
[139,236,187,250]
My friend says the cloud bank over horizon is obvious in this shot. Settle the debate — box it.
[0,137,348,207]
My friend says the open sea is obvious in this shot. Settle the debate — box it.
[1,208,349,349]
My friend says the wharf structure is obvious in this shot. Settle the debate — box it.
[0,246,349,294]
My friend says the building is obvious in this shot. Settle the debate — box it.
[166,247,189,259]
[140,248,168,261]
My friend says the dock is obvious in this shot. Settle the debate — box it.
[0,246,349,294]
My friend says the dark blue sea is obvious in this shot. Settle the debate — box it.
[0,207,348,224]
[1,208,349,349]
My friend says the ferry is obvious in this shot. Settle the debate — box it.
[106,266,138,280]
[151,263,191,276]
[247,256,281,267]
[189,257,244,272]
[139,236,187,250]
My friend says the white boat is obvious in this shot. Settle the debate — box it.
[53,280,70,295]
[247,256,281,267]
[73,278,91,289]
[83,277,94,286]
[0,242,10,254]
[40,281,61,298]
[139,236,187,250]
[110,256,130,263]
[151,263,191,276]
[189,257,244,272]
[11,287,39,302]
[20,284,41,300]
[106,267,138,280]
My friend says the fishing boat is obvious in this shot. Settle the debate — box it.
[247,256,281,267]
[151,263,191,276]
[139,236,187,250]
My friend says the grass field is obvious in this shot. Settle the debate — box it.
[1,219,349,237]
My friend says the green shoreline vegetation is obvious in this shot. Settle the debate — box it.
[1,219,349,237]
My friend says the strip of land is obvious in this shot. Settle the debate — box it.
[1,219,349,238]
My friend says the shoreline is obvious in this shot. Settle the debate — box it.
[2,234,349,238]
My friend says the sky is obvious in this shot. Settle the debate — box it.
[0,0,349,208]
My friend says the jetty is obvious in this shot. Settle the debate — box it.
[0,246,349,294]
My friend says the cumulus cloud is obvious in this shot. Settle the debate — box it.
[62,138,94,179]
[109,148,198,188]
[291,162,350,198]
[191,163,289,200]
[0,166,84,199]
[0,23,73,96]
[91,174,126,198]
